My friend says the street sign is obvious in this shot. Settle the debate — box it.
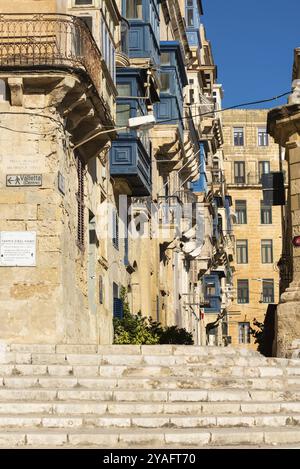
[6,174,42,187]
[58,172,65,195]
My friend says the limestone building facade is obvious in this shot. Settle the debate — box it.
[222,109,285,349]
[0,0,234,346]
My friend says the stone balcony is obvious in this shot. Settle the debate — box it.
[0,14,97,84]
[0,13,116,156]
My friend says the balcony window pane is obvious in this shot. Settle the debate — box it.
[187,9,194,26]
[234,161,245,184]
[117,83,131,97]
[234,127,244,146]
[262,279,274,303]
[126,0,143,19]
[206,282,216,296]
[161,52,171,65]
[261,239,273,264]
[260,201,272,224]
[235,200,247,224]
[237,280,249,304]
[116,103,131,127]
[236,240,248,264]
[160,72,170,93]
[238,322,250,344]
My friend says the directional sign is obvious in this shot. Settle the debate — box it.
[6,174,42,187]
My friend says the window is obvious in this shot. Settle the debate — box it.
[161,52,171,65]
[258,127,269,146]
[189,79,195,105]
[126,0,143,19]
[234,161,245,184]
[116,103,131,128]
[259,161,270,182]
[238,322,250,344]
[0,80,7,101]
[237,280,249,304]
[233,127,244,146]
[186,0,195,27]
[79,16,93,33]
[160,72,171,93]
[101,14,116,82]
[113,282,123,319]
[261,201,272,224]
[205,281,216,297]
[236,240,248,264]
[117,83,131,97]
[262,279,274,303]
[112,210,119,249]
[261,240,273,264]
[75,0,93,5]
[99,275,104,304]
[235,200,247,224]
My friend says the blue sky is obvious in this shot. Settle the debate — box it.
[202,0,300,109]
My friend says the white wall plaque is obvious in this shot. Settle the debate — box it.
[0,232,36,267]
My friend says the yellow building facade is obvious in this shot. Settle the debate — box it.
[222,109,285,349]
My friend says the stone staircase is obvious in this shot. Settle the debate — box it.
[0,343,300,448]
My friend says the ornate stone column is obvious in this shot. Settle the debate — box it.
[268,76,300,356]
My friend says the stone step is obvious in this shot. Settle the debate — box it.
[1,364,300,379]
[0,400,300,416]
[0,427,300,447]
[7,344,261,356]
[0,412,299,430]
[1,351,299,368]
[0,387,299,402]
[1,375,300,391]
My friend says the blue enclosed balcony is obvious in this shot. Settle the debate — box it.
[155,41,188,138]
[110,68,152,196]
[185,0,202,48]
[203,273,222,313]
[123,0,160,65]
[192,142,208,193]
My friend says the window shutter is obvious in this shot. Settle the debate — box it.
[262,172,285,206]
[113,298,124,319]
[99,275,103,304]
[77,157,85,250]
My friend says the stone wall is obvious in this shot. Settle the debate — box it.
[0,74,114,345]
[0,0,66,13]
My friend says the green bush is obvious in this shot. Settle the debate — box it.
[114,311,160,345]
[113,288,194,345]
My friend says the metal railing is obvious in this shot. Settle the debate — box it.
[0,13,102,96]
[230,171,287,186]
[173,189,198,205]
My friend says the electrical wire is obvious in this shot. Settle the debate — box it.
[0,111,65,135]
[156,91,292,125]
[99,90,292,130]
